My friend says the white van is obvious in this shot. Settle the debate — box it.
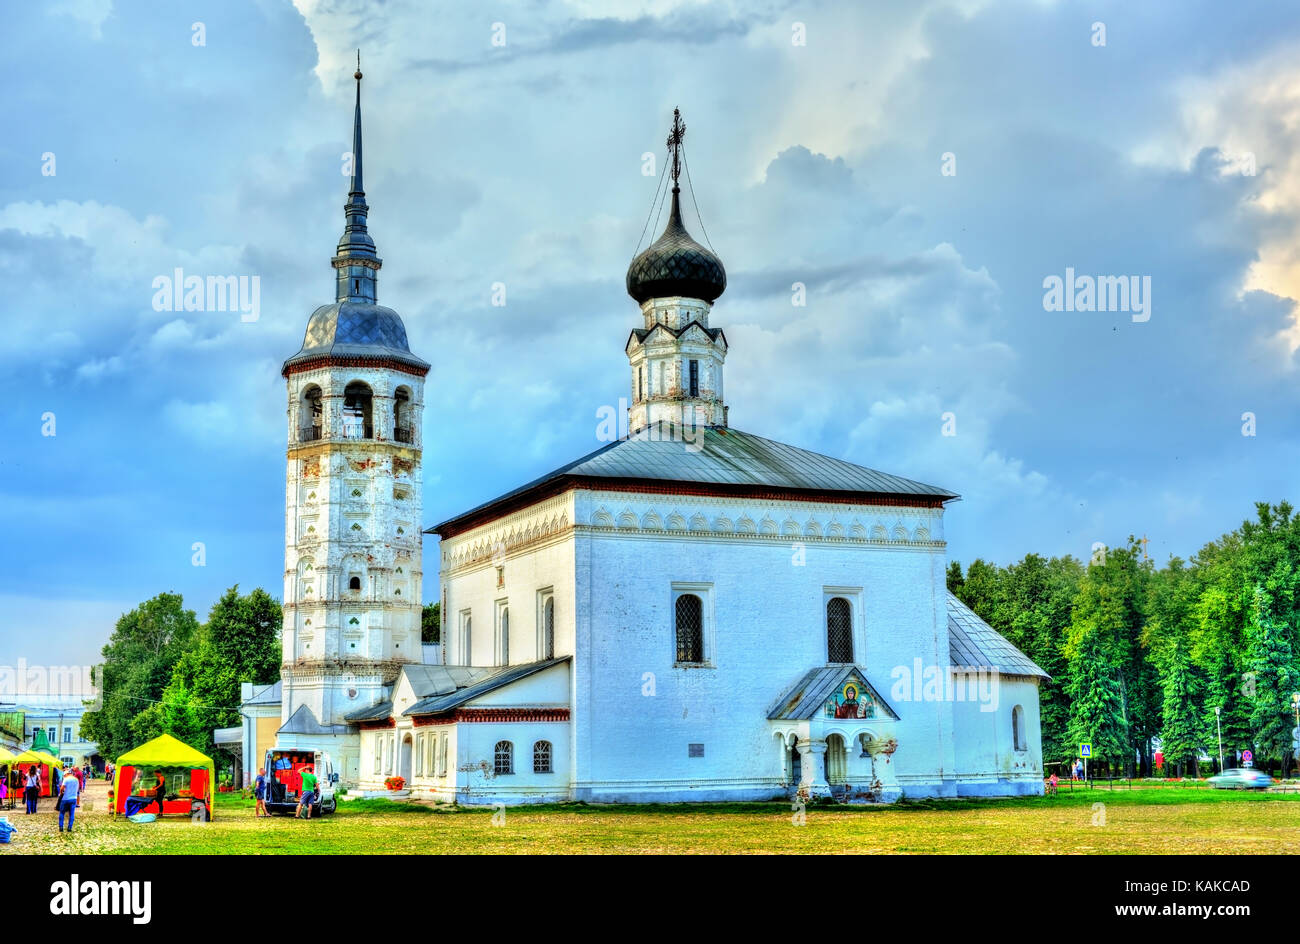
[263,748,339,816]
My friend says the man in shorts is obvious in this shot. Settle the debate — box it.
[297,765,317,820]
[254,767,268,818]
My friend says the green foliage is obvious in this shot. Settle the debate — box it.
[422,602,440,644]
[961,503,1300,777]
[84,587,282,759]
[80,593,200,761]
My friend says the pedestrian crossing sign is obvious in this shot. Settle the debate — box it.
[1080,743,1092,758]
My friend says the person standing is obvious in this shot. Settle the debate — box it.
[254,767,268,818]
[25,765,39,814]
[296,765,317,820]
[57,765,80,833]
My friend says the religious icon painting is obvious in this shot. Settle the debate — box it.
[825,676,875,719]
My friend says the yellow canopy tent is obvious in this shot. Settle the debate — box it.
[113,734,215,820]
[10,748,62,797]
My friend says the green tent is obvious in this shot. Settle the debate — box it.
[30,727,52,753]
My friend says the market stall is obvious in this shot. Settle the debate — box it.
[112,734,214,821]
[11,749,62,798]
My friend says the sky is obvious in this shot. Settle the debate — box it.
[4,0,1300,675]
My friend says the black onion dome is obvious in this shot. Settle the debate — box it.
[626,189,726,304]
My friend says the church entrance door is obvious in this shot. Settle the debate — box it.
[399,734,413,784]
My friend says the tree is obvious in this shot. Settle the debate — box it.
[422,602,441,644]
[1066,629,1129,770]
[118,586,282,755]
[1246,599,1299,772]
[80,593,199,761]
[1156,642,1205,776]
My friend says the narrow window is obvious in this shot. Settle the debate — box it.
[1013,705,1026,751]
[494,741,514,775]
[689,360,699,397]
[500,607,510,665]
[349,575,361,591]
[533,740,552,774]
[353,278,359,294]
[675,593,704,663]
[438,732,448,777]
[638,367,645,402]
[827,596,853,663]
[543,596,555,660]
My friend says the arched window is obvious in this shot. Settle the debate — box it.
[393,386,413,443]
[342,381,373,439]
[675,593,704,663]
[827,596,853,663]
[348,575,361,591]
[543,596,555,660]
[494,741,513,775]
[1012,705,1026,751]
[300,385,322,441]
[533,740,552,774]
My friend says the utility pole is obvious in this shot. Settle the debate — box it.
[1214,705,1223,774]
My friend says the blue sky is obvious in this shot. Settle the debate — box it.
[5,0,1300,670]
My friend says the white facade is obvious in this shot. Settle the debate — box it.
[258,102,1046,806]
[435,487,1045,803]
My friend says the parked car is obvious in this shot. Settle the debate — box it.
[1207,768,1275,789]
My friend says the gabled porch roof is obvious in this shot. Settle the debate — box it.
[767,664,899,722]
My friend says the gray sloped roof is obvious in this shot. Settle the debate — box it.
[243,680,281,706]
[343,664,500,722]
[277,704,352,736]
[767,665,899,721]
[433,424,957,533]
[947,591,1049,679]
[343,700,393,723]
[405,657,570,716]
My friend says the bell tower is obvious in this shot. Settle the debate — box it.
[277,57,430,780]
[625,109,728,435]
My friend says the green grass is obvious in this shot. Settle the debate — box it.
[6,785,1298,854]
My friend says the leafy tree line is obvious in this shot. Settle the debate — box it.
[81,586,281,758]
[948,501,1300,778]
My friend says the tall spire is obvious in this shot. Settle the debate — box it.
[333,50,381,304]
[350,50,364,197]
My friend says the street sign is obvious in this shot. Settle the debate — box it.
[1080,743,1092,758]
[1242,749,1253,769]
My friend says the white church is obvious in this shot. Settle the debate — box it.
[247,68,1047,805]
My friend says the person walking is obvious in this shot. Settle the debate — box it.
[254,767,268,818]
[296,765,317,820]
[57,764,80,833]
[24,765,39,814]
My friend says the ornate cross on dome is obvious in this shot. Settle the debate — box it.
[667,107,685,190]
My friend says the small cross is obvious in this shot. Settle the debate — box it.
[666,108,686,187]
